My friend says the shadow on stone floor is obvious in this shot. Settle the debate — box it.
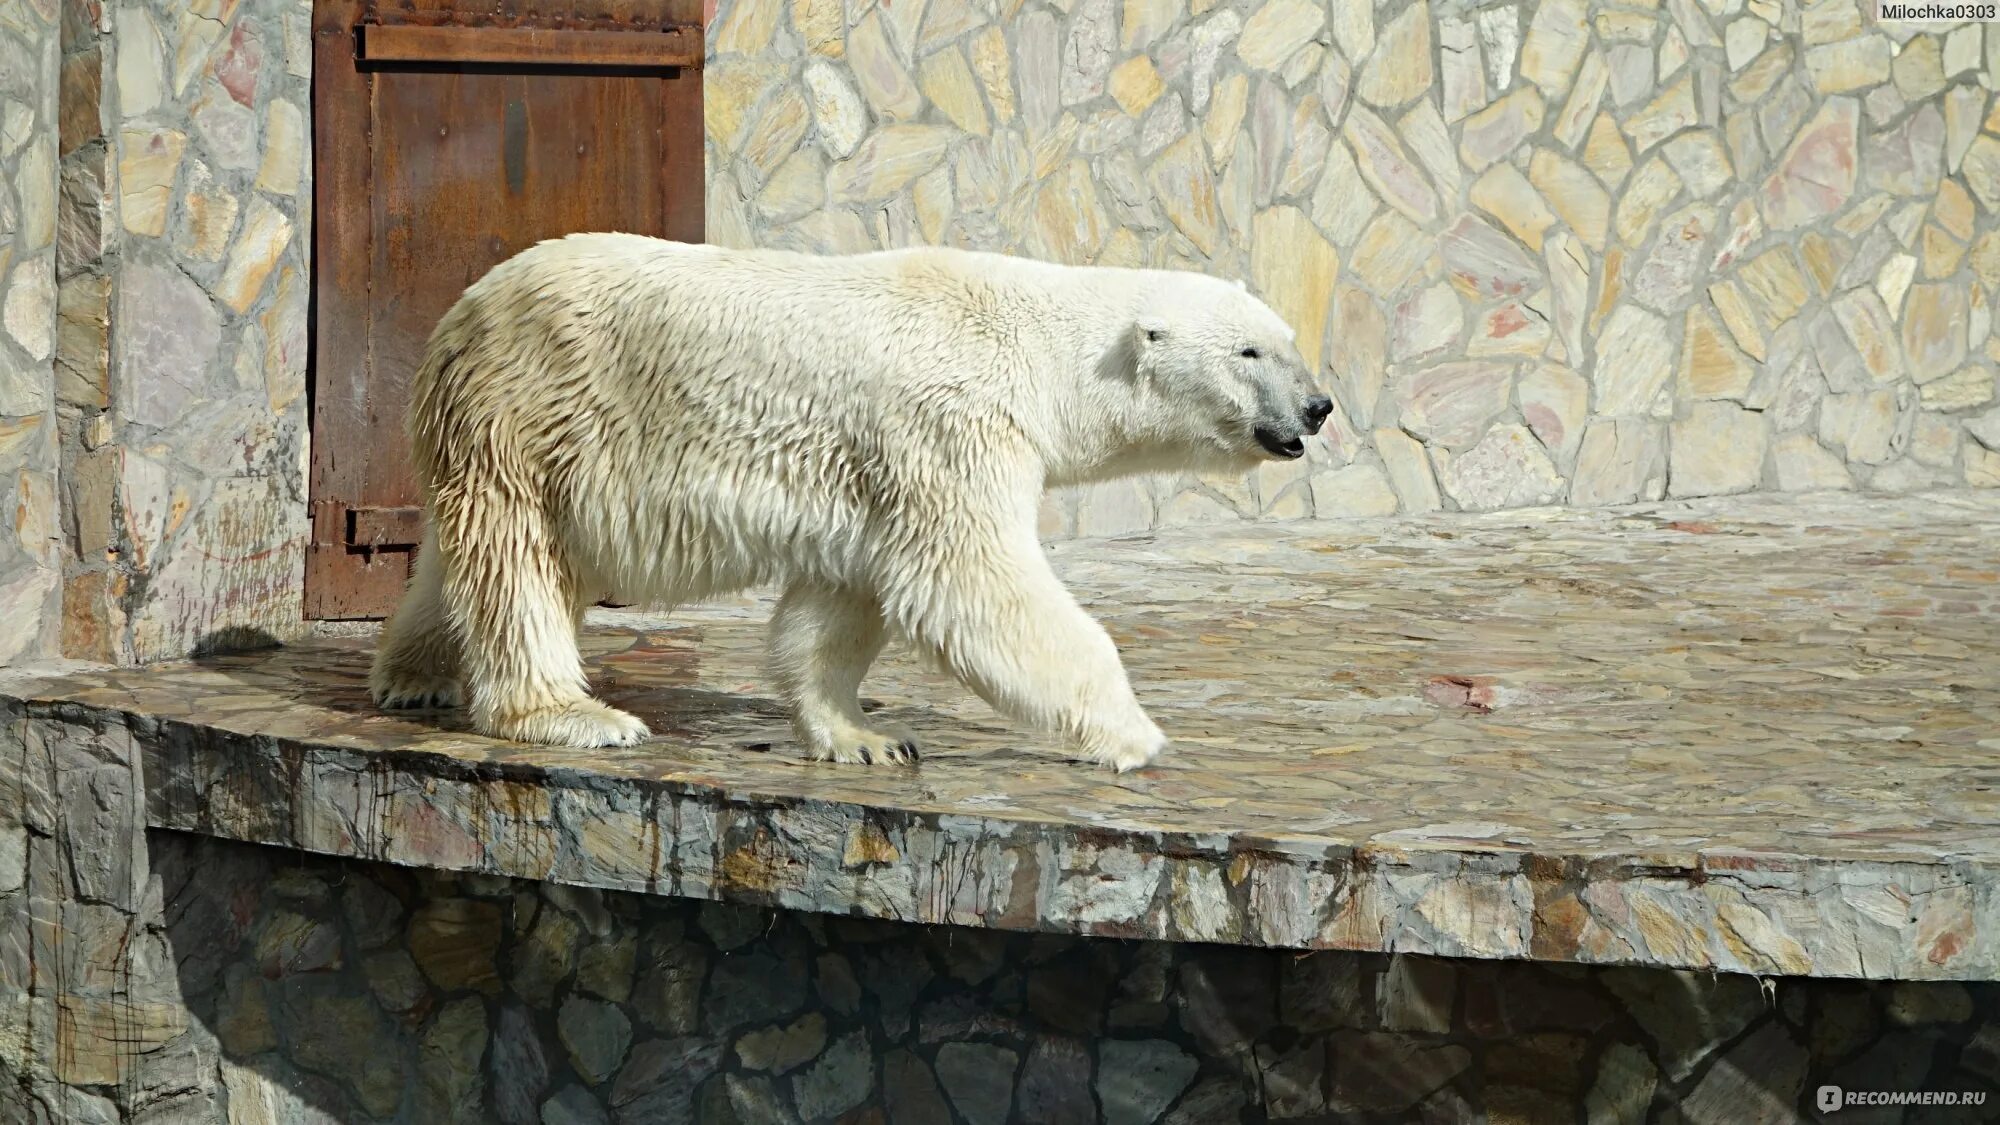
[180,632,811,747]
[192,627,292,659]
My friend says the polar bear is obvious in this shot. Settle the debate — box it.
[368,235,1330,771]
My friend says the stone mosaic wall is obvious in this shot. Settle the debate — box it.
[16,0,2000,654]
[0,0,63,664]
[46,0,310,664]
[47,831,2000,1124]
[705,0,2000,536]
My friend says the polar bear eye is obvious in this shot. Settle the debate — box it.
[1239,347,1260,359]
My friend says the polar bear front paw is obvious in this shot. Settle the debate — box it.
[804,720,922,767]
[485,701,650,748]
[1078,722,1168,773]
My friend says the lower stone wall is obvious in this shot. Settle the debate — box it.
[3,694,1995,1123]
[1,694,171,1125]
[41,831,1992,1125]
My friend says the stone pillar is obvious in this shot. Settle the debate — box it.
[0,0,64,664]
[50,0,313,664]
[55,0,118,662]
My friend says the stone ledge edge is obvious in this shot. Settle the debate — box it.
[13,693,1996,982]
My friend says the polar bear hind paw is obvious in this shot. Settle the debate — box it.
[806,722,922,767]
[485,701,650,748]
[370,672,464,710]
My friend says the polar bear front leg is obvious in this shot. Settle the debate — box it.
[892,527,1168,773]
[770,582,918,766]
[437,495,649,749]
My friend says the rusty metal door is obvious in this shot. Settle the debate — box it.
[307,0,704,619]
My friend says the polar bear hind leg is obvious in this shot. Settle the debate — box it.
[769,582,919,765]
[370,527,465,709]
[435,486,649,748]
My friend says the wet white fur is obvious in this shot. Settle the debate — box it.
[369,235,1319,771]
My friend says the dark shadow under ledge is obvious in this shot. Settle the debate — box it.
[8,490,2000,981]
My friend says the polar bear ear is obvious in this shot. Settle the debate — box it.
[1134,316,1170,345]
[1233,278,1248,292]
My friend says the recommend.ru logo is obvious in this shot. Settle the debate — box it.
[1816,1083,1989,1111]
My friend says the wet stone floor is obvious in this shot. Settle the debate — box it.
[12,490,2000,980]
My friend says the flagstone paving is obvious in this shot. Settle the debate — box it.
[10,489,2000,980]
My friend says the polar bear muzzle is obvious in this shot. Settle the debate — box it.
[1253,394,1335,459]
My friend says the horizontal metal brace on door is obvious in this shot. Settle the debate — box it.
[356,23,705,70]
[345,506,425,549]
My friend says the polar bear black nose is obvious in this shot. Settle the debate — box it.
[1302,395,1334,434]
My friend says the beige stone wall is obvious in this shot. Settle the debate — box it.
[705,0,2000,537]
[13,0,2000,661]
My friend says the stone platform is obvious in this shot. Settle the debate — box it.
[11,491,2000,982]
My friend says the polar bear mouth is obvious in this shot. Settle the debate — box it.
[1254,426,1306,460]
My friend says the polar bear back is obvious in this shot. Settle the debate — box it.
[422,234,1088,449]
[410,235,1115,600]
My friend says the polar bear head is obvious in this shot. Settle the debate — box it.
[1123,275,1334,469]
